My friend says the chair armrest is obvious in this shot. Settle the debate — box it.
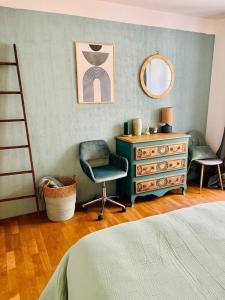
[80,159,95,182]
[109,153,128,173]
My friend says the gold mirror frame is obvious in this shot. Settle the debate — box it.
[140,54,175,99]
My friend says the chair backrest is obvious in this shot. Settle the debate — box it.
[187,130,207,148]
[79,140,110,162]
[187,130,217,161]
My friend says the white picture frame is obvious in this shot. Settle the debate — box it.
[75,42,115,104]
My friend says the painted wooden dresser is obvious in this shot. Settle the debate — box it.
[116,133,190,206]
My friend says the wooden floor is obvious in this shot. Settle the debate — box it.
[0,184,225,300]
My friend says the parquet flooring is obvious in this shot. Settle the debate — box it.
[0,184,225,299]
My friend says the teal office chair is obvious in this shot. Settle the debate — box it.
[79,140,128,220]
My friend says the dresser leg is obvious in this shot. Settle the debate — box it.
[130,201,135,207]
[130,196,135,207]
[181,185,187,195]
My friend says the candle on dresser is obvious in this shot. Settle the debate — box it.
[124,121,130,135]
[132,118,142,136]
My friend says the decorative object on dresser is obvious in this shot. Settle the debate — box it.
[149,126,158,134]
[140,53,175,99]
[161,107,173,133]
[132,118,142,136]
[116,133,190,206]
[144,124,150,135]
[75,42,114,104]
[123,121,131,136]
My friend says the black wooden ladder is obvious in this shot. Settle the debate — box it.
[0,44,39,215]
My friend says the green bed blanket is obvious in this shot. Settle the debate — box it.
[40,201,225,300]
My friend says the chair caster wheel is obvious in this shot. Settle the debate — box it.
[98,214,103,221]
[82,206,87,211]
[122,207,126,212]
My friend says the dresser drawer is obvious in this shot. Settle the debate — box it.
[135,173,186,194]
[135,142,187,160]
[135,158,186,177]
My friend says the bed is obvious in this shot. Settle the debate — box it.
[40,201,225,300]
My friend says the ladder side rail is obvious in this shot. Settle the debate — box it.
[13,44,40,214]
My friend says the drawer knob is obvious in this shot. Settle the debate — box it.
[158,145,169,155]
[156,161,168,171]
[157,178,168,187]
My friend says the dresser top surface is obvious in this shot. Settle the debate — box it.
[116,133,190,144]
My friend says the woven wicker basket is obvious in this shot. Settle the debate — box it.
[44,176,76,222]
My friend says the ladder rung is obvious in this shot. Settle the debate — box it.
[0,91,21,94]
[0,62,16,66]
[0,145,29,150]
[0,194,36,202]
[0,119,24,122]
[0,170,32,176]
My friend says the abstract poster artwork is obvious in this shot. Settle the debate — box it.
[75,42,114,104]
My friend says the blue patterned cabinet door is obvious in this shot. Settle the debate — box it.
[116,133,190,206]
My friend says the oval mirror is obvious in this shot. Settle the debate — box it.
[140,54,175,99]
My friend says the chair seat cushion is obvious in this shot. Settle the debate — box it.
[92,165,127,183]
[195,159,223,166]
[190,145,217,161]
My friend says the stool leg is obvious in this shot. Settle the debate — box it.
[217,165,223,191]
[200,164,204,194]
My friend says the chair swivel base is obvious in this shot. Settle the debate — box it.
[82,183,126,220]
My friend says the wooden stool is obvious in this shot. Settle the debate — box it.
[195,159,223,193]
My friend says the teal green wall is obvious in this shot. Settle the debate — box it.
[0,7,214,218]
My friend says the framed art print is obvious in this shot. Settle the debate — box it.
[75,42,115,104]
